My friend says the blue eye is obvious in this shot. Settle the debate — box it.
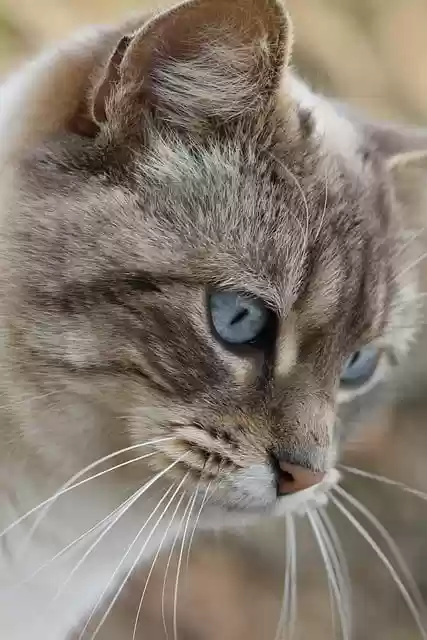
[340,346,380,388]
[209,291,269,346]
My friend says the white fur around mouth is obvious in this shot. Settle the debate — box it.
[274,468,341,517]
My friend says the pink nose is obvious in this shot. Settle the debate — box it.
[276,461,326,496]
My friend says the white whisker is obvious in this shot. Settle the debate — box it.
[317,507,352,625]
[307,509,349,640]
[396,250,427,281]
[71,484,177,636]
[90,477,188,640]
[2,483,141,599]
[12,449,164,582]
[85,485,177,640]
[340,465,427,501]
[0,437,176,541]
[331,493,427,640]
[173,490,198,640]
[287,514,297,640]
[396,229,425,258]
[132,492,187,640]
[78,461,187,640]
[313,509,351,637]
[273,515,292,640]
[0,389,61,413]
[9,454,181,606]
[313,513,337,639]
[185,479,213,572]
[336,486,426,622]
[314,173,328,243]
[161,490,193,640]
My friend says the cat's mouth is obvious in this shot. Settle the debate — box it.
[156,427,339,520]
[157,451,338,523]
[212,467,340,518]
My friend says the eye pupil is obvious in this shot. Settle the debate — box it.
[349,351,360,367]
[230,308,249,326]
[208,291,270,347]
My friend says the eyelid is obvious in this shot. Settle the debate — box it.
[206,284,281,316]
[337,349,389,404]
[340,347,380,388]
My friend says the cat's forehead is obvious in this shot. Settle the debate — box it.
[133,130,313,299]
[130,127,389,308]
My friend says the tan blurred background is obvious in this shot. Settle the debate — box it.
[2,0,427,124]
[2,1,427,639]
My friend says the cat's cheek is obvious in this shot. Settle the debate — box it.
[224,464,278,510]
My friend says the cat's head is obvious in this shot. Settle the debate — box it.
[2,0,427,519]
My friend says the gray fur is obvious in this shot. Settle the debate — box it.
[0,1,426,637]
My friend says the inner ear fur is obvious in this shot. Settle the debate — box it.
[91,0,292,132]
[65,16,151,138]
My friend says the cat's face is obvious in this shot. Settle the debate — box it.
[2,0,425,520]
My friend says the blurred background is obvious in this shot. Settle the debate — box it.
[2,0,427,123]
[2,1,427,638]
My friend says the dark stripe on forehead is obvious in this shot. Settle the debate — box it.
[341,218,390,345]
[301,197,387,351]
[299,217,356,331]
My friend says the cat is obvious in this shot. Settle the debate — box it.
[1,0,427,638]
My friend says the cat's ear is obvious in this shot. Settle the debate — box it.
[333,101,427,156]
[369,121,427,226]
[366,119,427,159]
[91,0,292,131]
[343,106,427,226]
[387,150,427,228]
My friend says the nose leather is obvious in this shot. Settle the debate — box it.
[275,460,326,495]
